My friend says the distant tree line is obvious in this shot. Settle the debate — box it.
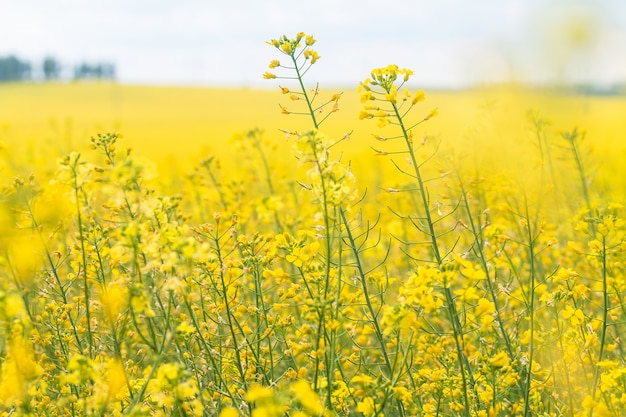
[0,56,31,81]
[0,55,116,82]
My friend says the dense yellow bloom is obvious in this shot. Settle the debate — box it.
[1,30,625,417]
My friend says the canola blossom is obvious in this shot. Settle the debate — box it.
[1,32,626,417]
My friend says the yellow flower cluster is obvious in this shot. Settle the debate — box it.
[264,32,320,80]
[358,64,437,129]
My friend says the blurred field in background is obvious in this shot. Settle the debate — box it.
[1,82,625,195]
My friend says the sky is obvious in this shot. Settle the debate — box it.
[1,0,625,89]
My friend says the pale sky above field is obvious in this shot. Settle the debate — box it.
[1,0,625,88]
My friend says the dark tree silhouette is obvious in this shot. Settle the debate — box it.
[0,55,31,81]
[43,56,61,80]
[74,61,116,80]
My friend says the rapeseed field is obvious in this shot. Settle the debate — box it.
[1,32,626,417]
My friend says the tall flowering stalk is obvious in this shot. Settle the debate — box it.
[265,33,406,417]
[265,32,350,405]
[358,65,478,416]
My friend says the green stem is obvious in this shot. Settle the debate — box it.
[214,230,248,391]
[591,235,610,415]
[339,208,405,417]
[288,48,336,395]
[390,99,473,417]
[522,204,536,417]
[71,159,94,358]
[289,53,318,129]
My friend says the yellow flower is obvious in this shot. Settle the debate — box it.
[385,85,398,103]
[269,59,280,69]
[401,68,414,81]
[475,298,495,317]
[0,292,26,320]
[350,374,375,385]
[280,42,293,54]
[291,380,324,415]
[424,108,438,120]
[5,235,38,284]
[489,351,510,368]
[480,314,495,330]
[357,79,371,92]
[245,383,273,402]
[588,239,602,252]
[158,362,181,382]
[263,71,277,79]
[106,359,127,400]
[357,397,376,416]
[175,380,200,400]
[359,110,374,120]
[553,267,579,283]
[374,110,389,118]
[567,240,584,254]
[101,282,128,322]
[402,88,411,101]
[304,49,320,64]
[177,320,196,335]
[360,91,374,103]
[454,286,479,302]
[219,408,239,417]
[0,335,44,403]
[562,304,585,326]
[582,395,595,410]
